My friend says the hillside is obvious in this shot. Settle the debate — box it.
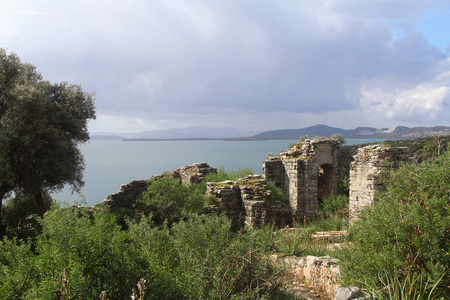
[254,124,450,139]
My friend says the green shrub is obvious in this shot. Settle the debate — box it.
[169,214,285,299]
[338,151,450,297]
[0,238,35,299]
[138,175,208,224]
[267,181,290,206]
[320,193,348,216]
[30,207,154,299]
[0,206,293,299]
[331,133,346,145]
[2,192,58,239]
[204,166,255,183]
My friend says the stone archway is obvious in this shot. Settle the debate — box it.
[317,163,333,206]
[263,138,346,220]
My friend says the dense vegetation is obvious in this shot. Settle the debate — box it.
[0,206,291,299]
[339,150,450,298]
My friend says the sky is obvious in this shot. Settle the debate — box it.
[1,0,450,135]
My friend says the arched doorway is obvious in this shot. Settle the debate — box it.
[317,164,333,206]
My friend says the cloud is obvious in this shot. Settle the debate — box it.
[1,0,449,132]
[361,62,450,124]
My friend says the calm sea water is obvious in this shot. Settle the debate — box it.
[52,139,382,205]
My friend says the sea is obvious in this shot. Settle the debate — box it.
[52,139,383,206]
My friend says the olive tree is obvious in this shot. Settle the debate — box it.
[0,49,95,237]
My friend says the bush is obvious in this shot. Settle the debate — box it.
[203,166,255,183]
[320,193,348,216]
[0,206,172,299]
[267,181,290,205]
[2,192,57,239]
[138,175,207,224]
[338,151,450,297]
[0,204,293,299]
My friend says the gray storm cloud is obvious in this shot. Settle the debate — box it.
[1,0,449,132]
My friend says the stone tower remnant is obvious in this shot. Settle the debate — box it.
[349,145,409,219]
[263,138,347,220]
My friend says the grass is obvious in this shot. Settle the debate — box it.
[251,213,347,258]
[362,268,448,300]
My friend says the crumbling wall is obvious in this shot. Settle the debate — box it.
[275,254,340,298]
[263,139,347,220]
[168,162,217,184]
[349,145,409,218]
[100,162,217,211]
[205,175,293,229]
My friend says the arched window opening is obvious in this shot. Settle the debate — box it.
[317,164,333,206]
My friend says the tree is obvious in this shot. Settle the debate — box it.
[0,49,95,237]
[331,133,346,144]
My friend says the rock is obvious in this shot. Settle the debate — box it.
[334,286,363,300]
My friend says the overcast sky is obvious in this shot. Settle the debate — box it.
[1,0,450,134]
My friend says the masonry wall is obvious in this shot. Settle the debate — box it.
[100,162,217,211]
[349,145,410,218]
[263,139,347,220]
[205,175,293,229]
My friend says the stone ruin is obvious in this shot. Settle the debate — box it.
[263,138,347,220]
[206,175,292,229]
[349,144,410,218]
[100,162,217,211]
[101,163,292,229]
[100,140,412,228]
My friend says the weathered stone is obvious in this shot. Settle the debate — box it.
[263,138,347,220]
[334,286,363,300]
[99,162,217,211]
[349,145,409,219]
[206,175,293,229]
[275,254,341,298]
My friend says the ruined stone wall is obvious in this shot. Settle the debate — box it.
[205,175,293,229]
[206,181,244,229]
[349,145,409,218]
[263,139,347,220]
[100,162,217,211]
[170,162,217,184]
[275,254,341,298]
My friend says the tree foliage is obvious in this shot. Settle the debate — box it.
[0,49,95,235]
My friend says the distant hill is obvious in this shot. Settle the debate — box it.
[90,135,125,140]
[91,126,256,140]
[254,125,347,138]
[254,124,450,139]
[90,125,450,141]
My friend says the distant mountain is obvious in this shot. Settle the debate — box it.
[91,126,256,140]
[254,125,450,139]
[91,135,126,140]
[91,125,450,141]
[254,125,347,138]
